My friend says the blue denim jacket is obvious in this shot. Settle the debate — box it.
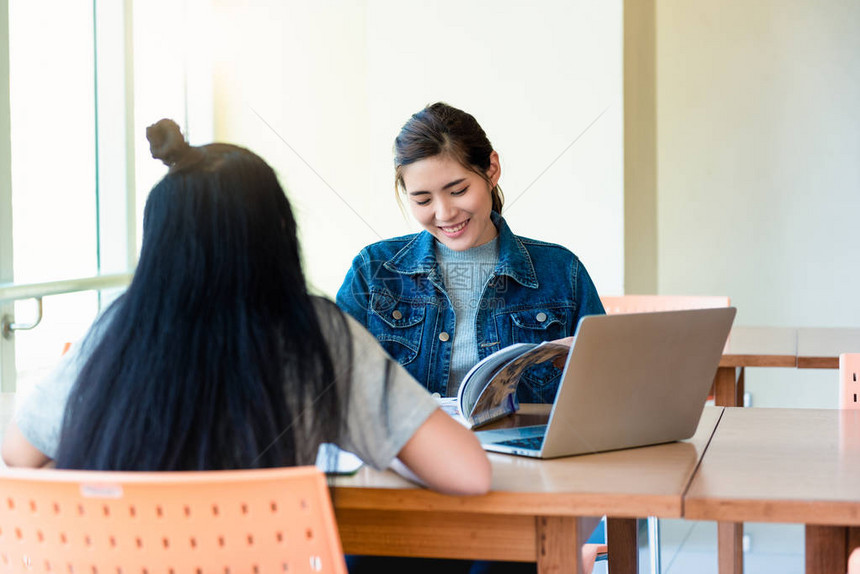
[336,214,605,403]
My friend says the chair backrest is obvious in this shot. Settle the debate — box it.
[0,466,346,573]
[840,353,860,410]
[600,295,731,314]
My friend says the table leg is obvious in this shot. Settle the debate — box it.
[607,517,639,574]
[805,525,847,574]
[718,521,743,574]
[536,515,582,573]
[714,367,739,407]
[736,367,745,406]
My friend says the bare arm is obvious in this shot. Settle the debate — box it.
[1,421,52,468]
[395,408,491,496]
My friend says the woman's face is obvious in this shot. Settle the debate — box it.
[401,152,500,251]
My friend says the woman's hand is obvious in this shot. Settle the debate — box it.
[551,336,575,368]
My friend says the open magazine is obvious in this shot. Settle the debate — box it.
[315,443,363,475]
[439,341,571,429]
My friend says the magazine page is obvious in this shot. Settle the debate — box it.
[315,443,364,475]
[468,341,570,424]
[457,343,537,421]
[435,396,473,428]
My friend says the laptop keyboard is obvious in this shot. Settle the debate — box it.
[496,435,545,451]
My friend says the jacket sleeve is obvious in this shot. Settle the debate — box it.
[572,258,605,320]
[336,249,372,328]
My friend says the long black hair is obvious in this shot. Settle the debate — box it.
[56,120,350,471]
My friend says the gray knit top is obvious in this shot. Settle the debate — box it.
[435,237,500,396]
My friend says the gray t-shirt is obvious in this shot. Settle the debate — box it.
[14,300,439,471]
[436,237,499,396]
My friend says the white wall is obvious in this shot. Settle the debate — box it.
[134,0,216,245]
[656,0,860,407]
[207,0,624,298]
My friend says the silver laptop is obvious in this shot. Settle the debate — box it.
[476,307,736,458]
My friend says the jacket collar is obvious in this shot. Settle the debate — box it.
[384,212,539,288]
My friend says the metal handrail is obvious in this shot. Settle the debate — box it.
[0,273,133,304]
[2,296,43,339]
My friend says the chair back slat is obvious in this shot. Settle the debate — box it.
[600,295,731,315]
[0,466,346,573]
[840,353,860,410]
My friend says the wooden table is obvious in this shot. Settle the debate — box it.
[710,328,860,574]
[0,392,720,573]
[713,326,860,407]
[7,333,860,574]
[713,326,798,407]
[685,407,860,574]
[331,405,723,574]
[797,328,860,369]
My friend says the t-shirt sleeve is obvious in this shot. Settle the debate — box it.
[333,311,439,471]
[13,308,114,461]
[14,341,87,460]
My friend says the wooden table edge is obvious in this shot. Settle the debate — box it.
[719,355,797,368]
[684,498,860,526]
[797,356,841,369]
[333,487,684,519]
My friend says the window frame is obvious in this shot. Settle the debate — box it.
[0,0,138,392]
[1,0,16,391]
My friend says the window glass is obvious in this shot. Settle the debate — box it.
[8,1,100,392]
[3,0,205,392]
[9,0,98,283]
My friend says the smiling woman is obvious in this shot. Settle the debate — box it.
[337,102,605,402]
[336,101,606,573]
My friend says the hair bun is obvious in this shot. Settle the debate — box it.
[146,119,191,167]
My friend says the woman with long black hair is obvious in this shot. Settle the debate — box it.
[2,119,490,496]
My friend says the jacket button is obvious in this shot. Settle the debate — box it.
[536,312,547,322]
[438,332,450,342]
[392,310,403,320]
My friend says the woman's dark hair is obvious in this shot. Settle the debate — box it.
[55,119,350,471]
[394,102,504,213]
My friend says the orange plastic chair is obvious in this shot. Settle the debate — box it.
[600,294,731,314]
[0,466,346,573]
[840,353,860,410]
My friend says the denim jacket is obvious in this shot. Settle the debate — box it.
[336,213,605,403]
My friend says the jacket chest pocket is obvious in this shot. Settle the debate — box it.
[508,308,568,344]
[507,308,570,400]
[368,293,426,366]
